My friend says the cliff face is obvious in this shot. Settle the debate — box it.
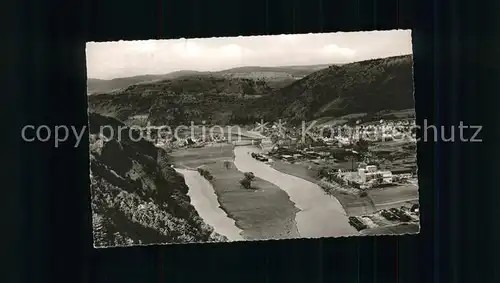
[88,113,227,247]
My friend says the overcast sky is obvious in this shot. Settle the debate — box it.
[86,29,412,80]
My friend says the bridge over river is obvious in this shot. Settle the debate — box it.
[209,128,269,144]
[188,126,271,147]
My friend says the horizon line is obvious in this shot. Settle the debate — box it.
[87,53,412,81]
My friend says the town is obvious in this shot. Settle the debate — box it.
[244,117,419,233]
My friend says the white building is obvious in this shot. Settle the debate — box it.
[358,165,393,184]
[380,171,394,184]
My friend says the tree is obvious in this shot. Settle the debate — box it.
[354,138,369,152]
[372,176,383,187]
[197,168,213,180]
[240,172,256,189]
[270,134,280,144]
[244,172,255,181]
[317,167,329,179]
[240,178,251,189]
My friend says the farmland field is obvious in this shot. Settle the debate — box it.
[169,144,234,169]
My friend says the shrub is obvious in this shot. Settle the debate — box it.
[244,172,255,181]
[240,172,256,189]
[240,178,251,189]
[317,167,329,179]
[197,168,214,181]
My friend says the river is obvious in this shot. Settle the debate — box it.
[233,146,358,238]
[174,168,244,241]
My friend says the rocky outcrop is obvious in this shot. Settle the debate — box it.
[88,113,227,247]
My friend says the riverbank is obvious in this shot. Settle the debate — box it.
[268,159,420,235]
[171,144,300,240]
[269,159,419,217]
[174,168,244,241]
[234,146,357,238]
[203,161,300,240]
[269,160,375,216]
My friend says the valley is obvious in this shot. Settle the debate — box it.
[88,52,419,246]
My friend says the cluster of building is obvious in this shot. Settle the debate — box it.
[337,164,415,189]
[154,132,228,149]
[267,145,340,164]
[348,204,420,231]
[254,118,417,150]
[323,119,417,146]
[357,165,394,185]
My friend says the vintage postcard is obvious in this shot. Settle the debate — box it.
[87,30,419,248]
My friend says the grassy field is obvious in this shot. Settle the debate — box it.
[367,184,419,210]
[204,161,299,240]
[169,144,234,169]
[269,160,320,184]
[170,145,300,240]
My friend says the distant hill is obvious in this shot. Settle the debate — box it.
[87,64,330,94]
[87,71,204,94]
[230,55,415,124]
[89,113,227,246]
[117,75,281,96]
[88,56,414,127]
[88,75,281,125]
[214,64,331,80]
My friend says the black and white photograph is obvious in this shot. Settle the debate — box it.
[87,29,419,248]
